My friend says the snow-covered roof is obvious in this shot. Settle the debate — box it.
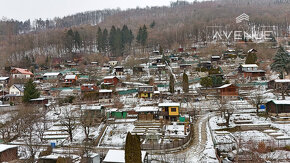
[82,83,95,86]
[43,72,61,76]
[243,70,265,73]
[99,89,112,93]
[158,103,180,107]
[81,105,103,110]
[103,150,147,163]
[30,98,46,101]
[0,144,18,153]
[274,79,290,83]
[135,106,159,112]
[217,84,232,89]
[65,75,76,79]
[241,64,258,68]
[248,48,257,53]
[0,77,9,81]
[269,100,290,105]
[114,66,123,69]
[104,76,117,79]
[139,85,153,88]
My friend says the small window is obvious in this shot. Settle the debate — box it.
[171,108,176,112]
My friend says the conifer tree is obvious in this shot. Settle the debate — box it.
[200,76,213,89]
[245,53,257,64]
[271,46,290,79]
[169,74,175,93]
[23,79,40,103]
[182,72,189,93]
[141,25,148,46]
[97,27,103,52]
[125,132,141,163]
[74,30,81,50]
[102,28,108,52]
[64,29,75,53]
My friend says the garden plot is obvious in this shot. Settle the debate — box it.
[100,123,135,147]
[164,123,189,138]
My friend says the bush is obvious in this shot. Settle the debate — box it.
[285,145,290,151]
[257,141,266,153]
[39,146,52,157]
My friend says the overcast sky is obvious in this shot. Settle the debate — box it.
[0,0,198,21]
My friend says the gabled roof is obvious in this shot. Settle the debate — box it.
[158,103,180,107]
[241,64,258,68]
[0,144,18,152]
[13,84,25,92]
[268,100,290,105]
[12,68,33,75]
[0,77,9,81]
[217,84,233,89]
[274,79,290,83]
[103,150,147,163]
[65,75,76,80]
[43,72,61,76]
[104,76,117,79]
[99,89,112,93]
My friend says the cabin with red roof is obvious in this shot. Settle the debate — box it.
[11,68,33,79]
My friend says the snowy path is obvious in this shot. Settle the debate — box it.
[151,113,218,162]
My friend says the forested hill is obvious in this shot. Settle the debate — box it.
[0,0,289,67]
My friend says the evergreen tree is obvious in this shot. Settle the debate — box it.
[64,29,75,53]
[150,20,156,28]
[102,28,108,52]
[271,46,290,79]
[113,28,123,56]
[141,25,148,46]
[128,30,134,45]
[245,53,257,64]
[200,77,213,89]
[211,76,223,87]
[125,132,141,163]
[121,25,130,45]
[182,72,189,93]
[23,79,40,103]
[136,27,143,45]
[74,30,81,50]
[97,27,103,52]
[137,25,148,47]
[169,74,175,93]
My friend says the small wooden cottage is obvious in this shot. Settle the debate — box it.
[217,84,239,97]
[239,64,265,78]
[158,103,180,121]
[103,76,119,86]
[63,75,77,87]
[0,144,18,162]
[266,100,290,115]
[138,86,154,98]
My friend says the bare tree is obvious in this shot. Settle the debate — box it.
[250,86,267,114]
[60,108,78,142]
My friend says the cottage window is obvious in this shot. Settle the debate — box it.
[171,108,176,112]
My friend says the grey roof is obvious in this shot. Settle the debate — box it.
[14,84,25,92]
